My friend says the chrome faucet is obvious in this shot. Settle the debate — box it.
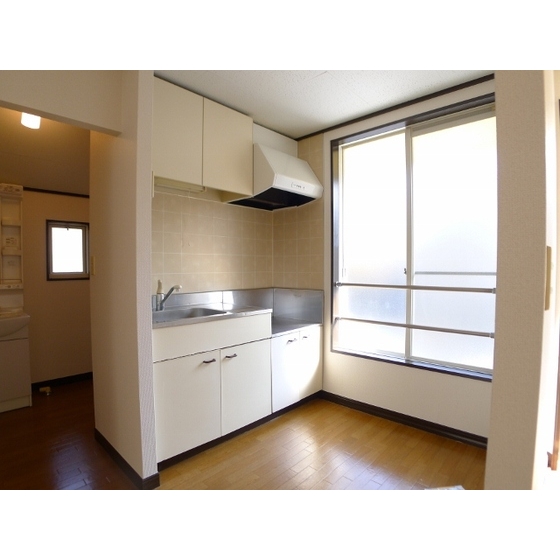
[156,282,182,311]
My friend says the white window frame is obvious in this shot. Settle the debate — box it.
[46,220,90,281]
[331,101,497,380]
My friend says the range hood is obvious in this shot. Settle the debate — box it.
[229,144,323,211]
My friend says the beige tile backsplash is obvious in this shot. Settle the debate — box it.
[152,134,324,294]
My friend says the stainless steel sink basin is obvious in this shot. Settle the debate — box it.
[0,313,30,338]
[152,307,227,324]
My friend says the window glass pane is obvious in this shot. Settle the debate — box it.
[47,221,89,280]
[336,285,406,324]
[339,131,407,285]
[51,226,84,273]
[411,330,494,372]
[335,319,405,358]
[412,290,495,333]
[412,115,497,276]
[332,104,497,376]
[413,273,496,289]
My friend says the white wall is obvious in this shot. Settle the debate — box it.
[0,70,156,482]
[321,79,495,438]
[253,123,297,155]
[89,71,157,480]
[0,104,92,383]
[23,191,92,383]
[484,71,560,489]
[0,71,123,135]
[0,106,90,196]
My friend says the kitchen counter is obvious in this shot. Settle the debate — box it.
[151,288,324,462]
[271,317,322,336]
[152,288,323,333]
[152,303,271,330]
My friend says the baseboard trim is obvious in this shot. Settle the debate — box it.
[94,429,160,490]
[32,372,93,391]
[318,391,487,449]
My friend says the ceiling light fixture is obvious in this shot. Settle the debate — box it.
[21,112,41,129]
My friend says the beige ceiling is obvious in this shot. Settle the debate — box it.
[155,70,492,139]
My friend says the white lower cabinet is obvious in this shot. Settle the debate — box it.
[298,326,323,400]
[221,339,272,435]
[152,317,322,463]
[153,350,221,463]
[272,326,323,413]
[153,334,272,462]
[271,332,300,412]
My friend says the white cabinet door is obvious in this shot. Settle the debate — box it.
[153,350,221,462]
[152,77,204,187]
[203,98,253,197]
[271,332,301,412]
[299,326,323,400]
[221,339,271,435]
[271,326,323,413]
[152,78,253,197]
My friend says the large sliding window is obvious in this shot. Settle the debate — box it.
[332,104,497,377]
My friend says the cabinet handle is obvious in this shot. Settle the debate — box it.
[225,353,238,359]
[202,358,216,364]
[287,338,297,344]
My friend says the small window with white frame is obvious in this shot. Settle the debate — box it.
[47,220,89,280]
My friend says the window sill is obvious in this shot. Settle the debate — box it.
[331,347,493,382]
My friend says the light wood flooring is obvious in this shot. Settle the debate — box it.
[0,379,486,490]
[158,398,486,490]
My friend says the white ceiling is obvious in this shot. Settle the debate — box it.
[155,70,492,139]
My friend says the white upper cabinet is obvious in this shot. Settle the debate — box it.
[152,77,203,187]
[202,98,253,198]
[152,77,253,198]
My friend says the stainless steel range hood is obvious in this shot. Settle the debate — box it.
[229,144,323,211]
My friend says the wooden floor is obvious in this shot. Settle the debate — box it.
[159,398,486,490]
[0,379,136,490]
[0,379,486,490]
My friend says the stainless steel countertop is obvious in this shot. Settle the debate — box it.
[152,288,323,332]
[152,304,272,329]
[271,317,322,336]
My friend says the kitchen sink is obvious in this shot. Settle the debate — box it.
[152,307,227,324]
